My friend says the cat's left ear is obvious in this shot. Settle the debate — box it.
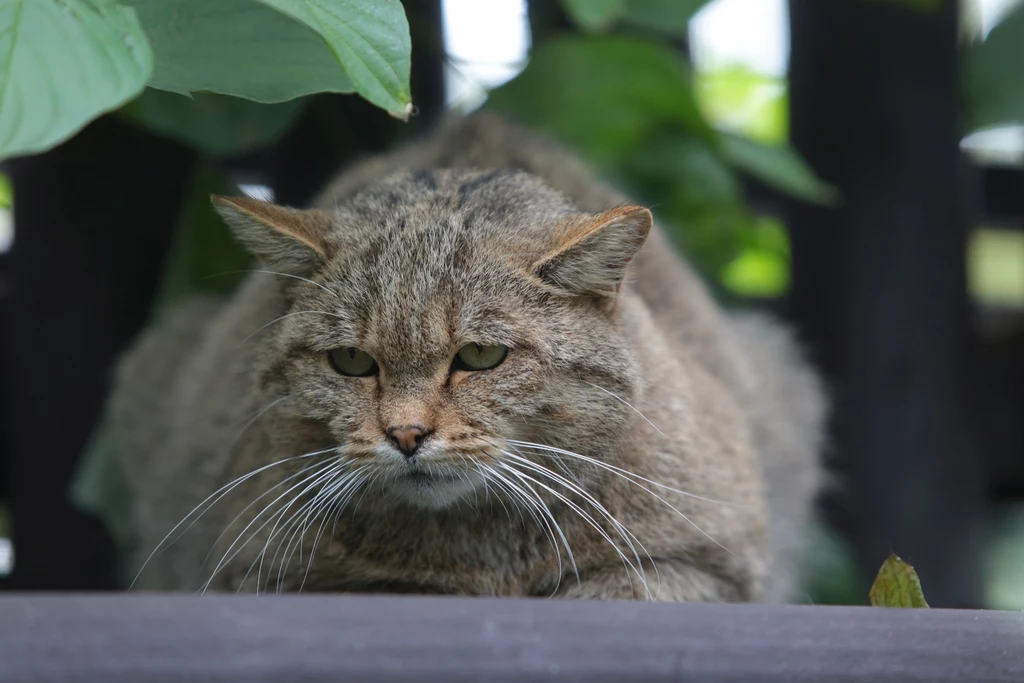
[532,206,653,299]
[211,195,333,276]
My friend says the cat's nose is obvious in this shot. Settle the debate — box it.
[387,425,431,457]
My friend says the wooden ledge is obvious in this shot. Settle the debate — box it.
[1,595,1022,682]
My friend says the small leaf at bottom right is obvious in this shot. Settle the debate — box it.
[869,554,930,608]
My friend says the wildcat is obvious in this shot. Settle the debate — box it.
[110,113,824,601]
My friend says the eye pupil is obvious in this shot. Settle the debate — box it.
[454,343,508,372]
[328,347,378,377]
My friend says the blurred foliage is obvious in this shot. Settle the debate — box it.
[487,34,829,287]
[720,132,835,205]
[720,217,790,297]
[963,5,1024,133]
[968,229,1024,309]
[799,520,869,606]
[152,167,253,312]
[869,555,930,608]
[695,66,788,144]
[0,0,413,163]
[120,90,307,156]
[988,504,1024,610]
[0,172,11,209]
[559,0,710,34]
[489,37,715,162]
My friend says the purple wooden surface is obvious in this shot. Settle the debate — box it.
[1,595,1022,682]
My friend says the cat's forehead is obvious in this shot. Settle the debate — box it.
[333,167,577,247]
[313,168,575,301]
[302,171,565,360]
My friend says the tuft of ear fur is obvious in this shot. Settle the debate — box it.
[532,206,653,299]
[211,195,333,276]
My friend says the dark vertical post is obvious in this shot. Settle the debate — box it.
[785,0,985,607]
[4,118,196,589]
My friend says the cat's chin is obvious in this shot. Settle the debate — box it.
[383,469,485,511]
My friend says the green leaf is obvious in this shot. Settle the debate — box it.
[488,37,714,164]
[0,0,152,161]
[120,88,306,155]
[963,6,1024,132]
[720,247,789,298]
[968,228,1024,309]
[560,0,623,32]
[720,133,837,205]
[0,172,11,208]
[621,0,711,34]
[622,133,748,276]
[255,0,412,118]
[70,417,134,556]
[153,166,253,312]
[695,66,788,144]
[125,0,352,105]
[869,554,930,608]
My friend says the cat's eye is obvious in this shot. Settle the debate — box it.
[328,347,378,377]
[453,343,508,372]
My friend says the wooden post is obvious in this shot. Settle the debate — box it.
[4,118,197,589]
[785,0,985,607]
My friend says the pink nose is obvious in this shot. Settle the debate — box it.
[387,425,430,457]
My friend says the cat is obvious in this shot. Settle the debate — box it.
[110,113,825,601]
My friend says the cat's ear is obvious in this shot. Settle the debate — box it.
[211,195,333,275]
[532,206,653,299]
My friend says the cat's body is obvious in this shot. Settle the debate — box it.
[111,114,824,601]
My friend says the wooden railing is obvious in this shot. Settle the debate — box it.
[1,595,1022,682]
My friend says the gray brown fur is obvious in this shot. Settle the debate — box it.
[110,113,825,602]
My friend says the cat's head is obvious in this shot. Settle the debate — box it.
[214,169,651,510]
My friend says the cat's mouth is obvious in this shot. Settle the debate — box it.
[402,465,459,484]
[380,457,484,509]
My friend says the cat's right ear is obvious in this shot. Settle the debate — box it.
[532,206,653,300]
[211,195,333,276]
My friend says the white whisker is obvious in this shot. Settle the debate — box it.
[481,463,577,596]
[237,269,338,298]
[261,461,358,592]
[202,454,341,569]
[501,448,660,600]
[218,460,345,593]
[510,440,733,556]
[508,440,744,508]
[498,460,651,600]
[239,310,348,346]
[130,445,336,589]
[278,465,369,593]
[201,458,347,592]
[584,382,666,437]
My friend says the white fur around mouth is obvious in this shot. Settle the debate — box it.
[385,464,485,510]
[403,467,458,484]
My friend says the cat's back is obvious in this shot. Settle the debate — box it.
[110,278,286,585]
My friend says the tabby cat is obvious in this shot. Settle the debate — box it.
[111,113,824,601]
